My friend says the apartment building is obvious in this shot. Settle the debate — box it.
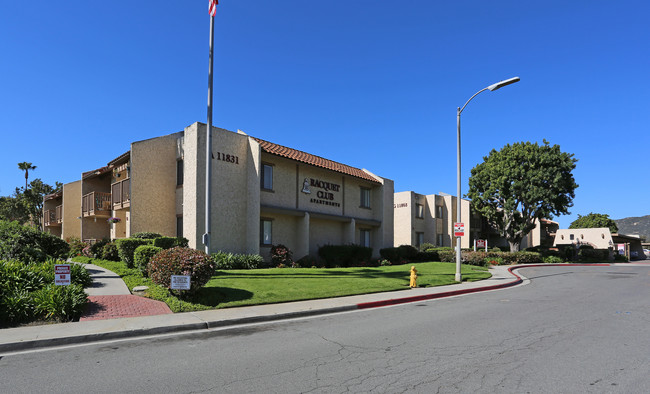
[393,191,472,249]
[44,122,394,260]
[393,190,558,251]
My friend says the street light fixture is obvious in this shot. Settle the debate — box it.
[455,77,520,282]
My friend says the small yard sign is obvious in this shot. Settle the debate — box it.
[55,264,71,286]
[170,275,191,290]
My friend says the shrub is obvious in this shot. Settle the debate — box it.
[90,239,110,257]
[33,283,88,322]
[578,248,608,262]
[543,255,564,264]
[506,251,543,264]
[379,247,400,263]
[413,251,439,263]
[271,244,293,267]
[436,248,456,263]
[115,238,152,268]
[212,252,265,270]
[318,244,372,267]
[131,232,163,239]
[101,242,120,261]
[380,245,434,264]
[464,251,488,266]
[67,237,88,258]
[0,220,70,262]
[614,254,628,262]
[152,236,189,250]
[0,260,90,326]
[134,245,163,276]
[148,247,215,296]
[419,242,436,252]
[0,287,34,326]
[484,256,504,266]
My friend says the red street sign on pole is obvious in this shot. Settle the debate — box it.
[454,222,465,237]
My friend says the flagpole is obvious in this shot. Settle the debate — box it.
[203,6,216,254]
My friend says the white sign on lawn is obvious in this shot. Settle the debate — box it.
[55,264,71,286]
[170,275,191,290]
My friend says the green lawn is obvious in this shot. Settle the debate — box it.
[73,257,491,312]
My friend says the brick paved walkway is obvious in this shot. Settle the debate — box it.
[80,295,173,321]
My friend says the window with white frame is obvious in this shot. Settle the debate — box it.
[260,219,272,245]
[360,187,371,208]
[360,229,371,247]
[261,163,273,190]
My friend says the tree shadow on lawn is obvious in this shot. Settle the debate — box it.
[215,269,410,280]
[189,286,254,307]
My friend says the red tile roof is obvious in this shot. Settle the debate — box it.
[253,137,381,183]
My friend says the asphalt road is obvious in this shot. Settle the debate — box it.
[2,265,649,393]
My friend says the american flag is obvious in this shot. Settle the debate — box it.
[209,0,218,17]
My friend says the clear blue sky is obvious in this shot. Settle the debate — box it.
[1,1,648,229]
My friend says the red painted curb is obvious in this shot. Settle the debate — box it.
[356,263,610,310]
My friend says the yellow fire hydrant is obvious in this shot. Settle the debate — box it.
[409,266,418,288]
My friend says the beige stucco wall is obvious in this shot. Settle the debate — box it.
[393,191,412,247]
[62,180,81,240]
[183,123,261,254]
[554,228,614,249]
[130,132,181,237]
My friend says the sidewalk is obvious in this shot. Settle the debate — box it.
[80,263,172,321]
[1,264,532,354]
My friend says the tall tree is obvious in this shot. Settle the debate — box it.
[17,162,37,189]
[467,140,578,251]
[569,213,618,233]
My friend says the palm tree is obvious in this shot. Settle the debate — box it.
[17,162,36,189]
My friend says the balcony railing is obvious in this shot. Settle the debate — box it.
[111,178,130,210]
[82,192,112,218]
[44,205,63,226]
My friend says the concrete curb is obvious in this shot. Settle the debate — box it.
[0,263,611,354]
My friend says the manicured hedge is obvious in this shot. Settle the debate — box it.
[152,236,189,250]
[115,238,152,268]
[134,245,163,276]
[318,244,372,268]
[212,252,265,270]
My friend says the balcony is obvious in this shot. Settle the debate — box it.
[82,192,112,218]
[44,206,62,227]
[111,178,131,210]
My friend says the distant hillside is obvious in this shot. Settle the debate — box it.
[615,215,650,241]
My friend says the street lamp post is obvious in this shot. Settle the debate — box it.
[455,77,520,282]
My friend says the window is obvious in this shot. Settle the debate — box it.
[436,205,444,218]
[415,204,424,219]
[437,234,444,246]
[260,219,272,245]
[176,216,183,238]
[360,229,371,248]
[416,232,424,248]
[570,234,574,241]
[176,160,184,186]
[261,163,273,190]
[360,187,371,208]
